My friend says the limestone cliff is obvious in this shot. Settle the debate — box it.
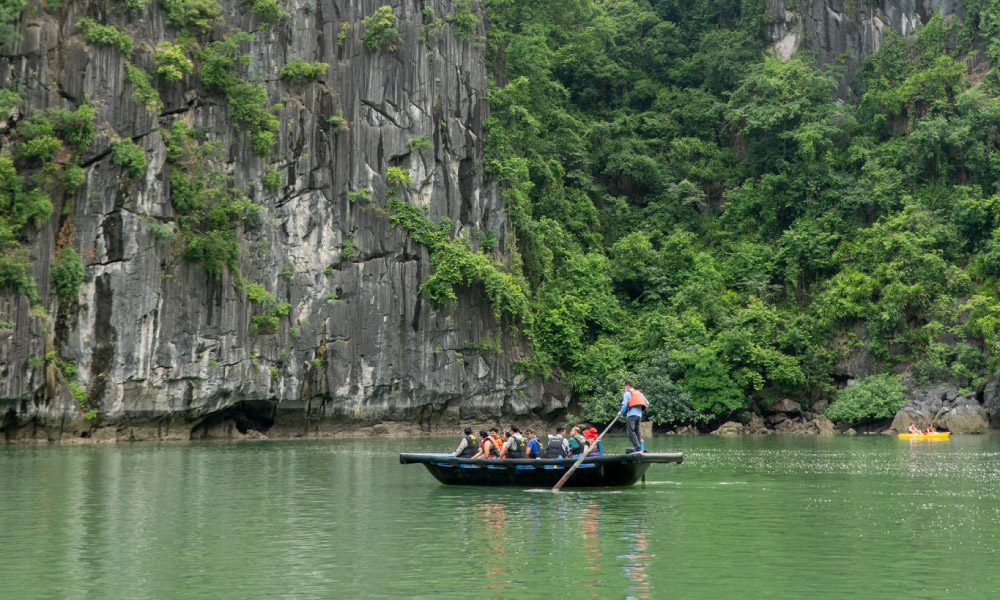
[766,0,976,95]
[0,0,568,441]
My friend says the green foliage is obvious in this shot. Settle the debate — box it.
[112,138,147,179]
[50,246,84,304]
[159,0,222,32]
[445,0,478,41]
[408,135,431,152]
[118,0,147,15]
[243,279,290,331]
[199,31,280,156]
[362,5,402,52]
[154,42,194,81]
[824,373,906,424]
[0,0,26,44]
[0,248,39,303]
[385,166,529,322]
[163,120,262,278]
[20,135,62,162]
[125,62,162,112]
[347,188,370,203]
[280,59,328,84]
[328,111,350,132]
[242,0,289,27]
[262,169,282,192]
[76,18,134,54]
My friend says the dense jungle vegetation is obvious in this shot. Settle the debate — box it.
[483,0,1000,427]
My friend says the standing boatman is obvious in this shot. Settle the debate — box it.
[620,381,648,453]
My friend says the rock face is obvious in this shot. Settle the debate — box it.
[0,0,563,441]
[766,0,976,95]
[891,384,991,433]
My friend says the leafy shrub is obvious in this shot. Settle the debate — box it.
[63,164,85,192]
[445,0,478,41]
[19,105,97,156]
[184,229,240,279]
[199,31,279,156]
[125,62,162,112]
[0,248,39,303]
[362,5,401,52]
[76,18,134,54]
[51,247,85,304]
[242,0,289,27]
[347,188,370,203]
[20,135,62,161]
[280,59,328,84]
[262,169,281,192]
[0,0,26,44]
[118,0,147,15]
[159,0,222,32]
[824,374,907,425]
[408,135,431,152]
[155,42,194,81]
[328,111,349,132]
[112,139,147,179]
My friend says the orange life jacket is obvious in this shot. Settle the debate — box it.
[482,438,500,458]
[628,389,648,409]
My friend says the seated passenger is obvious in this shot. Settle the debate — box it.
[582,426,601,456]
[525,429,541,459]
[501,426,526,459]
[453,427,478,457]
[545,426,570,458]
[567,426,589,457]
[488,427,504,453]
[925,424,937,434]
[471,429,499,459]
[907,423,920,434]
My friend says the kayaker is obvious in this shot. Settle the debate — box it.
[453,427,478,457]
[907,423,920,434]
[501,426,526,458]
[925,424,937,434]
[620,381,648,453]
[525,429,541,458]
[545,426,570,458]
[471,429,499,459]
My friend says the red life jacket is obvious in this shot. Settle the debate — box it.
[628,389,648,409]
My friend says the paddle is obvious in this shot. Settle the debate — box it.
[552,413,621,492]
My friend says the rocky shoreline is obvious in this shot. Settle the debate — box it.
[5,380,1000,444]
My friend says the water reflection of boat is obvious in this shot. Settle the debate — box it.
[897,432,950,440]
[399,452,683,487]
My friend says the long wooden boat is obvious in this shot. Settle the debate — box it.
[898,432,950,440]
[399,452,683,487]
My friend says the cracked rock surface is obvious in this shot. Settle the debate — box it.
[0,0,568,441]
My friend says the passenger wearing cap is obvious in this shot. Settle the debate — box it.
[582,426,602,456]
[453,427,478,457]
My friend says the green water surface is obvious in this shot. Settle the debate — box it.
[2,434,998,599]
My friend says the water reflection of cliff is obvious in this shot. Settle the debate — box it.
[460,491,656,598]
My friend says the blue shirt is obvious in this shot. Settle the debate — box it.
[526,437,541,457]
[620,391,644,418]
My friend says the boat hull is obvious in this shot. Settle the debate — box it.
[898,432,950,440]
[399,452,683,487]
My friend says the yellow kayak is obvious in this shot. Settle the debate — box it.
[898,432,950,440]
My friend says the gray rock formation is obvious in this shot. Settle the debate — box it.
[766,0,977,95]
[891,384,990,433]
[0,0,564,441]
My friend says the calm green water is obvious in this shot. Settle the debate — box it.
[2,434,999,599]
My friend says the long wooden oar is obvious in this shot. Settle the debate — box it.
[552,413,621,492]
